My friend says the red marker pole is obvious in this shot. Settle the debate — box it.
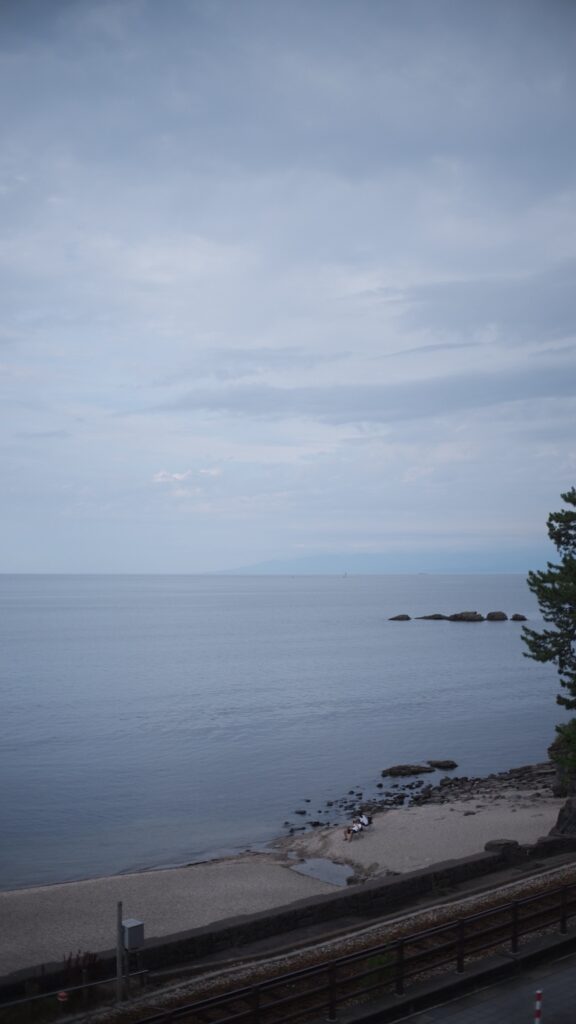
[534,989,543,1023]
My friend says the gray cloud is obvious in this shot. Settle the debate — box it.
[155,346,341,386]
[154,363,576,425]
[1,0,575,571]
[399,261,576,343]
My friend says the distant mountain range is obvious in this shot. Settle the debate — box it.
[220,547,554,575]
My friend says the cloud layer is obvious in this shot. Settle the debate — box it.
[1,0,575,571]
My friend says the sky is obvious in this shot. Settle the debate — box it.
[1,0,575,574]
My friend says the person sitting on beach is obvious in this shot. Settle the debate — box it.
[343,820,363,841]
[358,813,371,827]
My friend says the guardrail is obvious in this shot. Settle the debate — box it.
[3,881,576,1023]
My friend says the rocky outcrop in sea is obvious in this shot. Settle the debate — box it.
[388,610,528,622]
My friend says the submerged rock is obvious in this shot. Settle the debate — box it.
[427,759,458,770]
[389,614,411,620]
[416,613,448,620]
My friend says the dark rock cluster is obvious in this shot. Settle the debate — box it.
[280,762,554,835]
[408,762,555,807]
[550,797,576,835]
[389,610,528,621]
[380,760,458,777]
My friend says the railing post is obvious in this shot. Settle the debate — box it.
[456,920,465,973]
[511,901,520,953]
[251,986,261,1024]
[326,963,337,1022]
[561,885,568,934]
[394,940,404,996]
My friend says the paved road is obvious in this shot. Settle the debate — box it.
[406,951,576,1022]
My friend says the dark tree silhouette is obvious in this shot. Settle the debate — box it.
[523,488,576,791]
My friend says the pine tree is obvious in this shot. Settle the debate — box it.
[523,488,576,791]
[523,487,576,706]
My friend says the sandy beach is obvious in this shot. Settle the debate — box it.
[278,791,564,877]
[0,765,565,979]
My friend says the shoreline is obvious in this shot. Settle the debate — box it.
[274,761,563,879]
[0,762,565,978]
[2,763,558,895]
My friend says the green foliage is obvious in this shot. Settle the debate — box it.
[550,719,576,789]
[523,489,576,792]
[523,488,576,710]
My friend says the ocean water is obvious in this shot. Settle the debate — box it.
[0,574,564,891]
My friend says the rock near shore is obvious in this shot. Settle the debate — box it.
[382,764,435,777]
[281,762,556,836]
[550,797,576,835]
[409,762,556,808]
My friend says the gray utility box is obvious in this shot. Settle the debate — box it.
[122,919,145,949]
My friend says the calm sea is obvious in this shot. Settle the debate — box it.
[0,574,563,891]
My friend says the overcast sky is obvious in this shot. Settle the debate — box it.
[1,0,575,573]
